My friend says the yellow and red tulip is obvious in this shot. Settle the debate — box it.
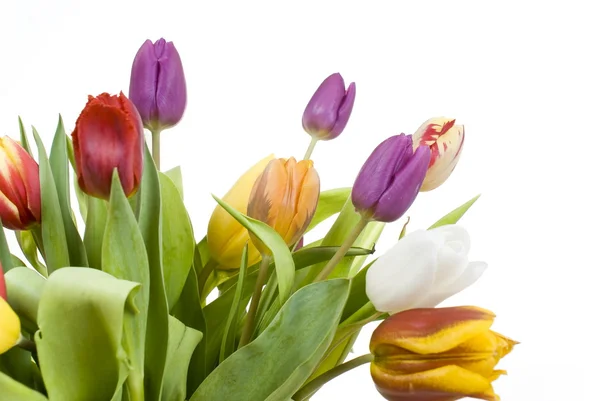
[412,117,465,192]
[0,262,21,354]
[370,306,516,401]
[0,136,41,230]
[247,157,320,254]
[207,155,274,269]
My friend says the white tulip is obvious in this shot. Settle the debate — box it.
[365,225,487,314]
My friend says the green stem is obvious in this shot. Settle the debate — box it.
[314,217,369,282]
[239,255,270,347]
[303,137,319,160]
[16,334,36,353]
[292,354,374,400]
[151,129,161,170]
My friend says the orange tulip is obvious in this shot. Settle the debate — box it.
[370,306,516,401]
[412,117,464,191]
[0,136,41,230]
[247,157,319,254]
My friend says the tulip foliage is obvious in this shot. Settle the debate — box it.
[0,38,515,401]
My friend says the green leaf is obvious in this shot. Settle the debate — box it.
[138,144,169,401]
[15,231,46,273]
[161,316,203,401]
[0,371,47,401]
[4,267,46,332]
[0,347,37,390]
[84,197,107,269]
[191,279,350,401]
[32,127,70,272]
[305,188,351,232]
[0,218,15,272]
[346,221,384,277]
[159,173,195,309]
[35,267,140,401]
[10,254,26,267]
[220,244,248,362]
[49,115,88,267]
[66,135,88,221]
[171,251,207,397]
[428,194,481,229]
[103,171,151,399]
[341,259,376,321]
[212,195,295,305]
[17,117,32,156]
[164,166,184,199]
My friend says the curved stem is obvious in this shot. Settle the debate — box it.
[303,137,319,160]
[16,335,36,353]
[239,255,270,347]
[314,217,369,282]
[151,129,161,170]
[292,354,374,400]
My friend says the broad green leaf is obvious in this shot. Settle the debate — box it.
[65,135,88,221]
[341,259,376,321]
[428,194,481,229]
[305,188,351,232]
[171,250,207,397]
[0,347,36,390]
[196,237,210,268]
[84,197,107,269]
[138,144,169,401]
[17,117,33,155]
[49,115,87,267]
[35,268,140,401]
[15,231,46,274]
[159,173,195,309]
[191,279,350,401]
[213,195,295,305]
[161,316,203,401]
[164,166,184,199]
[32,128,70,272]
[220,244,248,362]
[10,254,26,267]
[0,219,14,272]
[4,267,46,332]
[0,371,47,401]
[103,171,150,399]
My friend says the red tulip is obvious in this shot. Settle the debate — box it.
[0,136,41,230]
[72,92,144,200]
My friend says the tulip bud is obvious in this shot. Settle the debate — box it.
[370,306,516,401]
[129,38,187,131]
[207,155,274,269]
[247,157,320,254]
[302,73,356,141]
[0,262,21,354]
[412,117,465,191]
[352,134,430,223]
[72,92,144,200]
[366,225,487,314]
[0,136,41,230]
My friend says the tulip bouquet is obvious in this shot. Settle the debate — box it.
[0,38,516,401]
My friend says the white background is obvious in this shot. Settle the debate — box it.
[1,1,599,400]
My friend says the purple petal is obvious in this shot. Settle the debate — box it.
[155,41,187,129]
[351,135,413,213]
[128,39,159,125]
[302,73,346,137]
[328,82,356,140]
[371,145,431,222]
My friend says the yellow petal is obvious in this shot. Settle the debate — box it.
[371,307,495,355]
[207,154,274,268]
[371,363,499,401]
[0,297,20,354]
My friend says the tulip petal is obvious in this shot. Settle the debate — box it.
[418,261,488,308]
[129,40,159,125]
[366,230,441,314]
[302,73,347,136]
[429,225,471,288]
[371,364,499,401]
[328,82,356,140]
[155,41,187,129]
[0,297,20,354]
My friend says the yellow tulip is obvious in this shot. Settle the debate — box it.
[1,263,20,354]
[412,117,465,192]
[247,157,320,255]
[370,306,517,401]
[207,155,274,269]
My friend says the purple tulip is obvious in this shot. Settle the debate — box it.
[302,73,356,141]
[129,38,187,131]
[352,134,431,223]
